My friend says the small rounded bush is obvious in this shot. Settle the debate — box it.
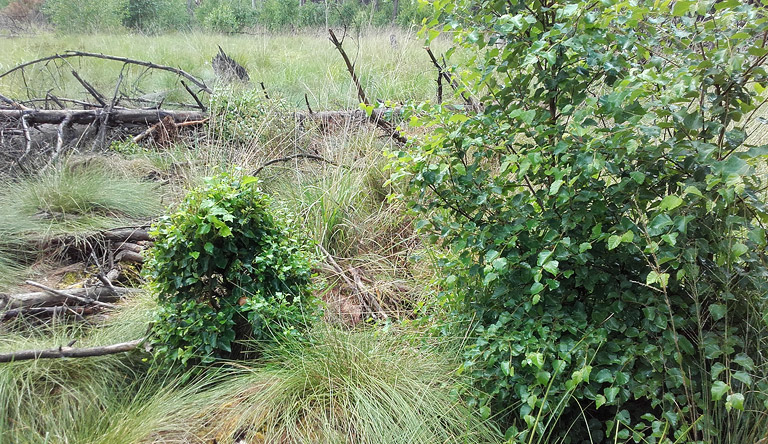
[145,172,315,364]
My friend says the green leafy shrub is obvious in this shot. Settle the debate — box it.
[392,0,768,442]
[146,172,316,364]
[125,0,189,33]
[258,0,299,31]
[195,0,254,33]
[43,0,128,32]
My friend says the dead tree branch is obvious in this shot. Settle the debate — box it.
[0,338,143,363]
[0,51,211,94]
[24,281,118,309]
[328,29,406,144]
[71,70,107,107]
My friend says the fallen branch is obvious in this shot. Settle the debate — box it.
[25,281,118,309]
[0,51,211,94]
[1,306,95,321]
[0,338,143,363]
[1,286,137,310]
[71,70,106,107]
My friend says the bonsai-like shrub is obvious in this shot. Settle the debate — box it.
[146,172,316,364]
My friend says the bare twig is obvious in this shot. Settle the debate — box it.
[50,112,73,166]
[95,71,124,150]
[328,28,406,144]
[18,114,32,165]
[304,93,314,115]
[259,82,270,100]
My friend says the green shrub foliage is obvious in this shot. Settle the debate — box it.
[146,172,316,364]
[43,0,128,31]
[392,0,768,442]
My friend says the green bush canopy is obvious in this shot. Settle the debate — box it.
[392,0,768,442]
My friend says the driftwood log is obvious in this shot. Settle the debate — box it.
[0,338,143,363]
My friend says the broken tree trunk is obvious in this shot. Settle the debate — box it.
[0,339,143,363]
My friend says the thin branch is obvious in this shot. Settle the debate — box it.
[180,80,206,111]
[253,153,339,175]
[328,28,406,145]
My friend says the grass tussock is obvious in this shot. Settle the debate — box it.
[192,327,500,444]
[0,157,164,290]
[0,293,160,443]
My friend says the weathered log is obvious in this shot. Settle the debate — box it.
[101,227,152,243]
[1,306,95,321]
[0,286,138,310]
[0,109,207,125]
[0,338,143,363]
[115,250,143,263]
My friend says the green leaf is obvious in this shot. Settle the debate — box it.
[501,361,512,376]
[595,369,614,383]
[630,172,645,184]
[726,393,745,411]
[711,381,729,401]
[710,304,727,321]
[607,235,621,250]
[672,0,693,16]
[530,282,545,294]
[526,352,545,369]
[542,260,559,275]
[595,394,606,409]
[658,195,684,211]
[731,243,748,258]
[549,179,564,195]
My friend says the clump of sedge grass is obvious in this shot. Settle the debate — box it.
[193,327,501,444]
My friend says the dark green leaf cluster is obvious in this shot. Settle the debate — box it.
[393,0,768,442]
[145,172,316,365]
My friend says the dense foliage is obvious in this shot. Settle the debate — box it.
[392,0,768,442]
[146,172,316,364]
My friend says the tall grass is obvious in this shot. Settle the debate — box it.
[0,30,448,110]
[191,327,501,444]
[0,293,157,443]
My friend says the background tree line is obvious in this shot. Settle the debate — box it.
[0,0,429,33]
